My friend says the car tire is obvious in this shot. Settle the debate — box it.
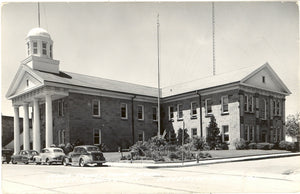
[79,159,85,167]
[11,159,16,164]
[46,158,51,165]
[63,158,68,166]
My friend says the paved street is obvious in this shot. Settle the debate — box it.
[2,156,300,194]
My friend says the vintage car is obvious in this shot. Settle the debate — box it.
[11,150,39,164]
[33,147,65,165]
[2,149,13,164]
[63,145,106,167]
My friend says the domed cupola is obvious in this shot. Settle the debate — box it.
[23,27,59,74]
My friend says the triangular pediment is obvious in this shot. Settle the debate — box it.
[241,63,291,95]
[6,64,44,99]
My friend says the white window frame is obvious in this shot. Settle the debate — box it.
[58,100,64,117]
[191,128,197,137]
[248,96,254,112]
[244,95,249,112]
[190,102,197,116]
[261,99,267,120]
[93,129,101,145]
[42,41,47,55]
[222,125,229,143]
[138,131,145,142]
[152,106,158,121]
[221,96,229,113]
[177,104,183,119]
[276,100,281,116]
[33,41,38,54]
[169,106,174,120]
[205,98,212,115]
[120,103,128,119]
[92,99,100,117]
[137,105,144,120]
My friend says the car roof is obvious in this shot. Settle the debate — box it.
[43,147,63,151]
[74,145,98,149]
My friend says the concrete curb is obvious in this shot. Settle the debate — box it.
[106,152,300,169]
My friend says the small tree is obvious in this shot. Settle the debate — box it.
[164,128,177,145]
[286,113,300,138]
[206,115,221,149]
[177,128,189,145]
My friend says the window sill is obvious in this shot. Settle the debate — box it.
[221,112,229,116]
[138,119,144,122]
[190,115,197,119]
[153,120,158,122]
[121,118,128,120]
[92,115,101,119]
[169,118,174,122]
[205,114,213,118]
[177,118,183,121]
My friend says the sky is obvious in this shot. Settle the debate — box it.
[1,2,299,117]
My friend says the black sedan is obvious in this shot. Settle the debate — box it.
[11,150,39,164]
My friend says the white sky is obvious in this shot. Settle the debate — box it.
[1,2,299,117]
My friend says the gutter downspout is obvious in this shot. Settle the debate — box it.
[196,91,203,137]
[131,95,136,145]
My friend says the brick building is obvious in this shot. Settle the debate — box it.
[6,27,291,152]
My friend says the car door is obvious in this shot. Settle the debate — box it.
[13,151,22,162]
[21,151,29,163]
[71,147,81,165]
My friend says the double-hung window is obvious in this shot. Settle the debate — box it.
[190,102,197,117]
[169,106,174,120]
[205,99,212,115]
[58,100,64,117]
[120,103,128,119]
[92,100,100,117]
[177,104,183,120]
[222,125,229,142]
[152,107,158,121]
[33,41,38,54]
[42,42,47,55]
[93,129,101,145]
[137,105,144,120]
[261,99,267,120]
[221,96,229,113]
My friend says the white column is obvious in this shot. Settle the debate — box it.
[23,103,30,150]
[45,94,53,147]
[33,99,41,152]
[13,106,20,154]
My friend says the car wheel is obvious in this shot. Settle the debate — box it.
[11,159,16,164]
[46,158,51,165]
[63,158,68,166]
[79,159,85,167]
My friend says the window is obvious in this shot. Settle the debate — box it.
[261,99,267,120]
[248,96,253,112]
[272,100,276,115]
[245,125,255,142]
[137,105,144,120]
[205,99,212,115]
[33,41,38,54]
[58,129,65,144]
[138,131,145,142]
[262,76,265,83]
[169,106,174,120]
[58,100,64,117]
[192,128,197,137]
[120,103,127,119]
[152,107,158,121]
[93,129,101,145]
[221,96,229,113]
[26,79,29,87]
[244,125,249,141]
[27,42,30,55]
[50,45,53,58]
[276,100,281,116]
[42,42,47,55]
[191,102,197,116]
[92,100,100,117]
[177,104,183,119]
[222,125,229,142]
[244,95,248,112]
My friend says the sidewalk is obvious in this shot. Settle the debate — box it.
[106,152,300,168]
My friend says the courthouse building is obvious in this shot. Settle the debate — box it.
[6,27,291,152]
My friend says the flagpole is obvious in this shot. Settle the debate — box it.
[38,2,40,27]
[157,14,161,137]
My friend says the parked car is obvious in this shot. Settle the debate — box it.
[2,149,13,164]
[11,150,39,164]
[33,147,65,165]
[63,145,106,167]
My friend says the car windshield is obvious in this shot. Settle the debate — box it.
[53,149,63,153]
[86,147,99,151]
[29,151,38,155]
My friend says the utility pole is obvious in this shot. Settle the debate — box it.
[157,13,161,137]
[182,120,185,165]
[38,2,41,27]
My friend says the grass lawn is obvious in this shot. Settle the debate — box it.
[103,150,291,162]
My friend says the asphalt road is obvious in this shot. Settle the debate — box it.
[2,156,300,194]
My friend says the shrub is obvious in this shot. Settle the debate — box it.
[197,152,212,159]
[234,138,247,150]
[248,143,257,149]
[256,143,272,150]
[191,137,208,151]
[279,141,296,151]
[168,152,179,161]
[216,143,229,150]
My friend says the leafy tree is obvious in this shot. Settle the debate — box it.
[285,113,300,137]
[177,128,189,145]
[206,115,221,149]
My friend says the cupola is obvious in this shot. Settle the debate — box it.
[23,27,59,74]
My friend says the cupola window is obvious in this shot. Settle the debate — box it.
[42,42,47,55]
[27,42,30,55]
[50,45,53,58]
[33,41,38,54]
